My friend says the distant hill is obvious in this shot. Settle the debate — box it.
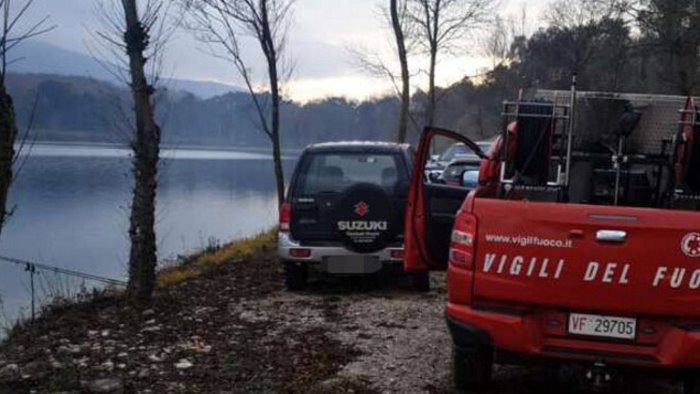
[9,40,242,99]
[2,44,498,149]
[5,72,400,148]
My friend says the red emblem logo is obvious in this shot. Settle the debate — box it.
[354,201,369,217]
[681,232,700,258]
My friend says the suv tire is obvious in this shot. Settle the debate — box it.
[283,261,307,291]
[453,344,493,391]
[411,271,430,292]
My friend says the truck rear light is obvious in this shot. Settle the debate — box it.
[451,230,473,246]
[449,248,471,268]
[289,248,311,258]
[279,202,291,232]
[390,249,404,260]
[449,212,477,269]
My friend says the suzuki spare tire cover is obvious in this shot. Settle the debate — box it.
[334,183,395,253]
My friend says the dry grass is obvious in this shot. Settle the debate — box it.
[157,228,277,287]
[158,266,200,287]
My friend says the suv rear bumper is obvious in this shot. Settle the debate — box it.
[278,231,403,264]
[446,302,700,369]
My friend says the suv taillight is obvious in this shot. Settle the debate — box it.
[449,211,477,269]
[279,202,291,232]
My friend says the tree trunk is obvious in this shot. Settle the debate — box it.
[0,86,16,239]
[261,1,285,206]
[122,0,161,304]
[426,45,437,126]
[269,57,284,207]
[391,0,410,143]
[426,0,439,128]
[270,75,284,206]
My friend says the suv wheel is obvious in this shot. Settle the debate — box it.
[283,261,307,291]
[453,344,493,391]
[410,271,430,292]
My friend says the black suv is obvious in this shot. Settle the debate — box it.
[278,141,426,290]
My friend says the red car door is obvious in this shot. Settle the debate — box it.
[404,127,486,271]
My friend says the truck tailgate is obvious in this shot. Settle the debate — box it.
[472,198,700,318]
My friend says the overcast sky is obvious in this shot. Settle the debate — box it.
[20,0,547,102]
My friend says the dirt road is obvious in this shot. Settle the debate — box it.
[288,272,682,394]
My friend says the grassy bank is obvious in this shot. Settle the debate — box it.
[158,228,277,287]
[1,229,278,339]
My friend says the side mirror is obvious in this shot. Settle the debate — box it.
[461,170,480,188]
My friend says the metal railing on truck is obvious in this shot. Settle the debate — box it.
[497,78,700,208]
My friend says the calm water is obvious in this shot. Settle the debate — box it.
[0,143,296,325]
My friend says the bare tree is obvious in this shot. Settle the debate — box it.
[184,0,294,206]
[481,16,510,68]
[348,0,416,142]
[0,0,51,239]
[96,0,171,303]
[546,0,613,28]
[408,0,498,127]
[391,0,411,143]
[633,0,700,95]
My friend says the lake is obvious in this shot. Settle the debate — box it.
[0,143,297,326]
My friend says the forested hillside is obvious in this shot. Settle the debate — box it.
[8,0,700,149]
[6,73,401,148]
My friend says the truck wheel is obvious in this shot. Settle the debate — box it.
[453,344,493,391]
[411,271,430,292]
[283,261,307,291]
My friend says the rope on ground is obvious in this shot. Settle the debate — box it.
[0,254,127,287]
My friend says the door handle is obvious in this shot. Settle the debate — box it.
[596,230,627,243]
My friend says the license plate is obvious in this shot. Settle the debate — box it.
[568,313,636,340]
[324,256,381,274]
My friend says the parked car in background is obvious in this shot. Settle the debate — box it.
[278,141,428,290]
[439,157,482,187]
[426,140,494,182]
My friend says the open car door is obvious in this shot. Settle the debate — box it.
[404,127,487,271]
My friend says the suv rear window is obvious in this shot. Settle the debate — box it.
[296,152,404,194]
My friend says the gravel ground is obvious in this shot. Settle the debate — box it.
[0,247,687,393]
[295,273,683,394]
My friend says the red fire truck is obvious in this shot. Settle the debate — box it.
[404,80,700,392]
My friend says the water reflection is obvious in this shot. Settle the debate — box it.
[0,143,296,324]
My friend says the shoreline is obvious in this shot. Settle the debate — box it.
[16,140,304,155]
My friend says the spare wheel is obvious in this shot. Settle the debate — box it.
[333,183,395,253]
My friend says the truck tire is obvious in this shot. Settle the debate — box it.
[453,344,493,391]
[411,271,430,292]
[283,261,307,291]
